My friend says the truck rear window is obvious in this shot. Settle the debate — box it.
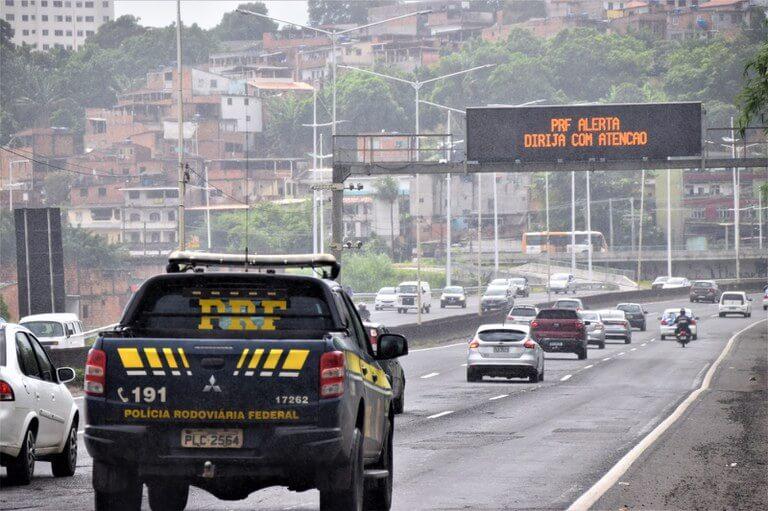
[537,309,578,319]
[125,276,335,338]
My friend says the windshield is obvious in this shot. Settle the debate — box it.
[551,274,569,281]
[653,277,668,284]
[490,279,508,286]
[22,321,64,338]
[692,281,714,288]
[478,329,527,342]
[617,304,641,313]
[485,286,507,296]
[398,285,418,294]
[377,287,396,295]
[721,293,744,303]
[510,308,536,317]
[509,278,526,286]
[580,312,600,321]
[444,286,463,294]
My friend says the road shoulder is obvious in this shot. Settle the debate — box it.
[594,320,768,510]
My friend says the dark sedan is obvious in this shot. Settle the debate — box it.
[616,302,647,331]
[365,322,406,414]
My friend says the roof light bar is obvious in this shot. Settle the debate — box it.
[166,251,341,280]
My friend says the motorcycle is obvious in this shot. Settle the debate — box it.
[675,324,692,347]
[357,303,371,322]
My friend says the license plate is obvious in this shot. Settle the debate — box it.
[181,429,243,448]
[493,346,509,353]
[548,341,563,347]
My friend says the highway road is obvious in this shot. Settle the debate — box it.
[1,293,765,510]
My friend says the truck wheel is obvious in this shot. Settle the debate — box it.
[95,480,142,511]
[364,420,393,511]
[599,341,606,349]
[661,335,666,340]
[577,348,588,360]
[148,480,189,511]
[320,428,364,511]
[393,391,404,415]
[6,427,36,485]
[466,368,481,382]
[51,421,78,477]
[624,336,631,344]
[640,323,646,332]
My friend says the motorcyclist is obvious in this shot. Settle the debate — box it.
[673,307,692,337]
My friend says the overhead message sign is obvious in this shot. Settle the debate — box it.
[466,102,701,164]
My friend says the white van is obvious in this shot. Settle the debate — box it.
[396,281,432,314]
[19,313,86,349]
[718,292,752,318]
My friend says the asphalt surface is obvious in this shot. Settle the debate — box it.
[1,293,765,510]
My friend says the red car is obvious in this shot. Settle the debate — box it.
[530,309,589,360]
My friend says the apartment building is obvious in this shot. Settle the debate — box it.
[0,0,114,51]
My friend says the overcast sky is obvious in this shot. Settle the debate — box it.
[114,1,309,29]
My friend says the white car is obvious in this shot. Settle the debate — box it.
[0,323,79,484]
[374,287,398,311]
[549,273,576,294]
[506,305,539,325]
[718,292,752,318]
[19,313,86,349]
[661,277,691,290]
[466,324,544,383]
[396,281,432,314]
[659,308,698,340]
[763,287,768,311]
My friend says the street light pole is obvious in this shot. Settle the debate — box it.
[586,170,592,281]
[176,0,186,250]
[637,169,645,283]
[545,172,551,302]
[730,116,740,281]
[493,172,499,275]
[446,108,452,287]
[477,173,482,316]
[570,170,576,274]
[666,168,672,278]
[312,83,318,253]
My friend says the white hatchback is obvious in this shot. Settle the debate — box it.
[718,292,753,318]
[659,308,698,340]
[0,323,79,485]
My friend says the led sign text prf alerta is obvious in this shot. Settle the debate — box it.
[523,117,649,149]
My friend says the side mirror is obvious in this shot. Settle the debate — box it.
[643,310,649,315]
[57,367,76,384]
[375,333,409,360]
[584,321,591,326]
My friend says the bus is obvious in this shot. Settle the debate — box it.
[522,231,608,254]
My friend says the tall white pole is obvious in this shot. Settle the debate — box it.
[312,83,318,254]
[759,190,763,251]
[666,168,672,278]
[477,173,482,315]
[8,161,13,212]
[204,164,211,249]
[176,0,186,250]
[637,169,646,283]
[331,37,337,136]
[493,172,499,275]
[730,116,740,281]
[586,170,593,281]
[545,172,551,302]
[570,170,576,274]
[416,173,422,326]
[319,133,325,253]
[446,108,452,287]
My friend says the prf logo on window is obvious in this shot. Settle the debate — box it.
[197,298,288,331]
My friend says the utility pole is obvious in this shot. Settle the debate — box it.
[312,82,318,254]
[493,172,499,275]
[445,109,452,287]
[477,173,482,316]
[608,197,614,249]
[759,190,763,251]
[630,197,636,252]
[637,170,645,283]
[570,171,576,274]
[545,172,551,302]
[204,164,211,249]
[176,0,186,251]
[666,169,672,278]
[586,170,593,281]
[416,174,422,325]
[730,116,740,281]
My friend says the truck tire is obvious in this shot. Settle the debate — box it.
[577,347,588,360]
[320,428,364,511]
[95,480,142,511]
[51,421,78,477]
[364,420,393,510]
[466,368,481,382]
[6,427,36,485]
[148,480,189,511]
[393,390,404,415]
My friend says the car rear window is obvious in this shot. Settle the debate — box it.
[478,329,527,342]
[600,311,626,320]
[580,312,599,321]
[0,327,5,366]
[721,293,744,303]
[378,287,395,294]
[537,309,578,319]
[693,281,714,288]
[510,308,536,317]
[617,304,641,313]
[125,275,335,338]
[22,321,64,338]
[554,300,580,309]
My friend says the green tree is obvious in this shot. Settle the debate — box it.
[213,201,312,254]
[213,2,277,41]
[43,173,73,206]
[374,177,399,259]
[63,225,127,268]
[263,94,312,157]
[308,0,370,26]
[336,72,408,134]
[341,251,396,292]
[88,15,147,49]
[737,33,768,133]
[0,18,13,47]
[0,294,10,321]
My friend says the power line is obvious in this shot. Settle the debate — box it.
[184,165,248,206]
[0,146,115,178]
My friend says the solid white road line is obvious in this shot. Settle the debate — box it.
[560,374,572,382]
[410,342,466,353]
[427,410,454,419]
[489,394,509,401]
[567,318,767,511]
[420,372,440,379]
[583,365,594,369]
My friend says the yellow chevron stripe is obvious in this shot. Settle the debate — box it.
[263,349,283,370]
[248,348,265,369]
[282,349,309,371]
[162,348,178,368]
[144,348,163,369]
[236,348,250,369]
[177,348,190,368]
[117,348,143,369]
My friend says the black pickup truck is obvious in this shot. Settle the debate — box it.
[84,252,408,511]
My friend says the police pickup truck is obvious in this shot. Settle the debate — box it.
[84,252,408,511]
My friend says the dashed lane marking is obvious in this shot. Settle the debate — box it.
[427,410,454,419]
[461,363,468,367]
[560,374,572,382]
[641,343,647,346]
[421,372,440,379]
[630,348,637,351]
[584,364,594,369]
[617,352,625,356]
[410,342,465,353]
[649,338,656,342]
[602,357,612,361]
[489,394,509,401]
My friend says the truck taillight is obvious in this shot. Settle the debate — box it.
[85,348,106,396]
[575,321,584,329]
[369,328,378,351]
[319,351,345,399]
[523,339,536,349]
[0,380,14,401]
[530,321,540,329]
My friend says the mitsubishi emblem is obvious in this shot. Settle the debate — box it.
[203,375,221,393]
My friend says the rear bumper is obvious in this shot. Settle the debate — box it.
[604,328,631,338]
[85,422,350,481]
[534,337,585,353]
